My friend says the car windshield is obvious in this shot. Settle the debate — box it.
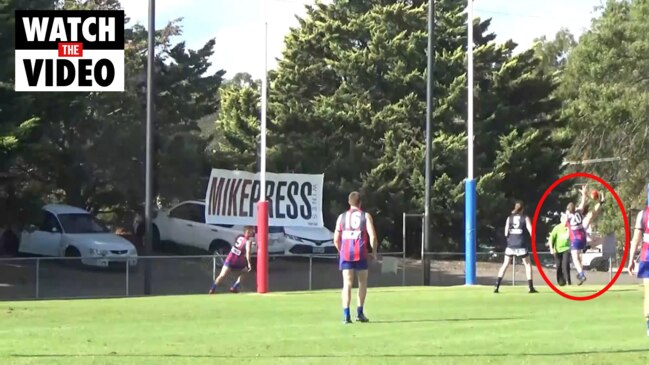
[57,214,109,234]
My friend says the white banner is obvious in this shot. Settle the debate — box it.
[204,169,324,227]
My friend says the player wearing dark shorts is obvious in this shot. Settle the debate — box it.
[627,205,649,336]
[208,226,254,294]
[494,201,537,293]
[334,191,377,324]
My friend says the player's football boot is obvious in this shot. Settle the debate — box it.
[577,273,587,286]
[528,287,538,293]
[356,313,370,323]
[343,318,353,325]
[229,287,240,294]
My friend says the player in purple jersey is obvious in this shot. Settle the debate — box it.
[209,226,254,294]
[628,204,649,336]
[334,191,378,324]
[566,185,604,285]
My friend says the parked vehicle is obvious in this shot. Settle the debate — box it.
[17,204,138,268]
[284,226,336,255]
[581,230,616,272]
[152,200,286,256]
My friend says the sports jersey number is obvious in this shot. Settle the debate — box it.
[512,216,521,229]
[571,213,583,225]
[350,211,362,229]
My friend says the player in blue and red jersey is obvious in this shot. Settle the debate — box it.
[208,225,254,294]
[333,191,378,324]
[567,185,604,285]
[628,203,649,336]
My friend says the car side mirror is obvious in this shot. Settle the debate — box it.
[25,224,37,233]
[51,226,59,233]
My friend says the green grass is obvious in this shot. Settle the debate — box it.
[1,285,648,365]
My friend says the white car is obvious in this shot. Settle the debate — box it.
[18,204,138,268]
[284,226,336,255]
[152,200,286,256]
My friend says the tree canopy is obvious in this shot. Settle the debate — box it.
[559,0,649,241]
[0,0,224,228]
[261,0,566,250]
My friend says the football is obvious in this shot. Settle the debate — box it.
[591,189,600,200]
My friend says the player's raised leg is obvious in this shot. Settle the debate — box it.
[356,267,369,322]
[209,265,231,294]
[342,269,354,324]
[571,249,586,285]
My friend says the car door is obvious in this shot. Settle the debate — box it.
[19,211,63,256]
[216,224,240,247]
[192,204,225,251]
[168,203,214,251]
[189,203,222,251]
[168,203,197,247]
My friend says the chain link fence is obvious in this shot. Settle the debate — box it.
[0,250,631,301]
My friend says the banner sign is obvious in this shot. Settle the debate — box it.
[205,169,324,227]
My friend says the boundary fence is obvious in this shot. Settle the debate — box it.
[0,251,623,301]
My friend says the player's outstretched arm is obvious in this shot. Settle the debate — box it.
[365,212,378,260]
[628,210,644,274]
[504,217,510,238]
[525,216,533,238]
[584,195,605,229]
[577,184,588,211]
[333,215,342,253]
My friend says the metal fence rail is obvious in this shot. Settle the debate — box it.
[0,251,625,301]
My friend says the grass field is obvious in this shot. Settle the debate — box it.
[1,285,648,365]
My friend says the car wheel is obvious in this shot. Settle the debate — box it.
[65,246,82,267]
[591,257,610,272]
